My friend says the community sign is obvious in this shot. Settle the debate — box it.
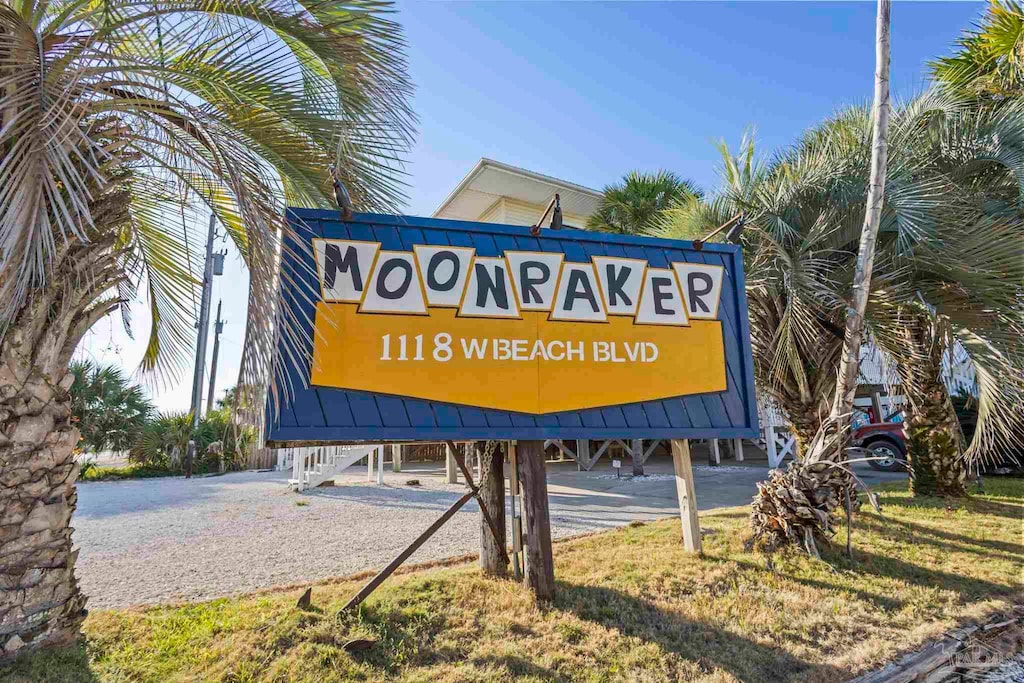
[265,211,758,444]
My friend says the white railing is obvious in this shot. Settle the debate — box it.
[276,448,294,471]
[286,444,383,491]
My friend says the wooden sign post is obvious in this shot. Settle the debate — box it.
[477,441,507,577]
[517,440,555,601]
[671,439,702,553]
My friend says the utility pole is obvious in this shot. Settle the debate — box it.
[186,213,225,477]
[190,213,217,426]
[206,300,224,412]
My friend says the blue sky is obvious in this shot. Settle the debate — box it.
[76,1,984,413]
[400,1,982,207]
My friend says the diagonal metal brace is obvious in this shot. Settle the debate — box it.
[446,440,510,568]
[338,441,511,615]
[340,489,476,613]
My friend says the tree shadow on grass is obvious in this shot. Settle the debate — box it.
[719,554,906,613]
[721,532,1017,614]
[470,654,573,682]
[871,491,1024,521]
[553,582,844,683]
[825,546,1019,602]
[854,513,1024,559]
[0,640,98,683]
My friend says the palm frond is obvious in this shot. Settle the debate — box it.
[0,0,416,426]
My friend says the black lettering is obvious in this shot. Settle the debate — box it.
[426,251,460,291]
[475,263,510,309]
[652,277,675,315]
[375,258,413,300]
[563,270,600,313]
[605,264,633,307]
[687,273,714,313]
[323,243,361,292]
[519,261,550,304]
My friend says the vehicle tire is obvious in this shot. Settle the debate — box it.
[866,440,906,472]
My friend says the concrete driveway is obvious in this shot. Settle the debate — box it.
[73,451,904,610]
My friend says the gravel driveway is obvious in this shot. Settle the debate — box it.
[73,456,903,610]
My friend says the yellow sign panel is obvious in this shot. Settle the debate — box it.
[311,304,727,414]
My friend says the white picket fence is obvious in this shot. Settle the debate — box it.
[279,444,383,491]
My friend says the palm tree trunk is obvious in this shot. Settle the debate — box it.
[906,396,967,497]
[789,403,825,458]
[0,237,125,658]
[902,322,968,497]
[828,0,891,437]
[751,0,891,553]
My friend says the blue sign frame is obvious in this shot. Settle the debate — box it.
[265,210,758,444]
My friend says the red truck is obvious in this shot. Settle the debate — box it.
[853,419,1021,474]
[852,422,907,471]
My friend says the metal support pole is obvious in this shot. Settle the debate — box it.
[509,441,524,581]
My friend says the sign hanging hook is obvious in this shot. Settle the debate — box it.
[530,193,562,236]
[330,163,354,221]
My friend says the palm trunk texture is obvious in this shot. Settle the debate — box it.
[903,325,968,498]
[1,234,126,658]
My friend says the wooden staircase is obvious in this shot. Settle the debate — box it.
[286,445,382,491]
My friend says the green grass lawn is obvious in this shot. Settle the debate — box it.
[5,478,1022,683]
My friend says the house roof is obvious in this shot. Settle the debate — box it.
[432,158,603,221]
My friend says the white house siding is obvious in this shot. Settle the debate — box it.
[475,196,590,229]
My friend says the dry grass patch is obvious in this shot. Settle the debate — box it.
[4,478,1021,682]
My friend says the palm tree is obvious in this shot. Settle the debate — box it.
[871,113,1024,494]
[654,134,851,453]
[68,360,154,454]
[748,0,892,555]
[658,90,1024,551]
[0,0,414,656]
[931,0,1024,100]
[130,411,195,469]
[749,91,1024,548]
[587,170,701,235]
